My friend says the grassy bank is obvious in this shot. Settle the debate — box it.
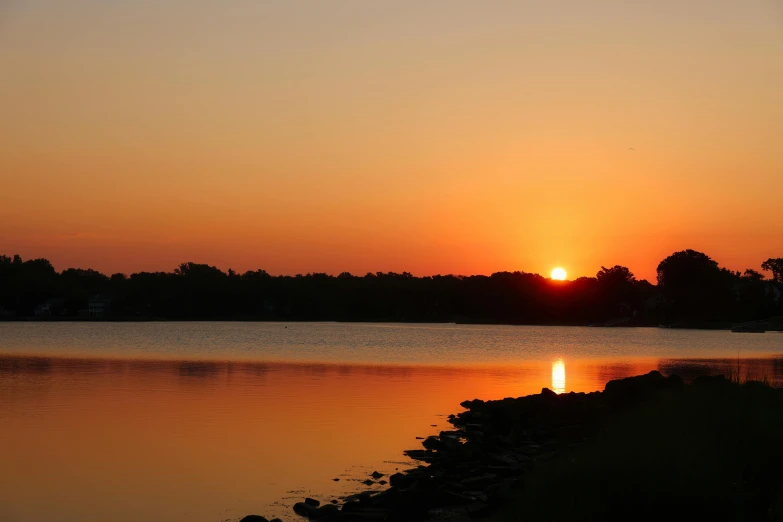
[514,378,783,521]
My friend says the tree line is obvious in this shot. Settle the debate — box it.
[0,250,781,325]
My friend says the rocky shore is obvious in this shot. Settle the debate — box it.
[238,371,693,522]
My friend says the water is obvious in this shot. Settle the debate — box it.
[1,323,782,522]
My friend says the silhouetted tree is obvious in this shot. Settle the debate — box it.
[0,250,778,324]
[656,250,736,321]
[762,258,783,284]
[742,269,764,282]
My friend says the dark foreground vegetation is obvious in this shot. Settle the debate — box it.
[247,372,783,522]
[1,251,781,326]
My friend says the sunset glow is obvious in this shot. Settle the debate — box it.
[551,268,567,281]
[551,359,566,394]
[1,2,781,280]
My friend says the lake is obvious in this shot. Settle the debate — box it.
[1,322,782,522]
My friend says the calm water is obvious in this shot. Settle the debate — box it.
[1,323,782,522]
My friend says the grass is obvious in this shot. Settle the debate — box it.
[512,380,783,521]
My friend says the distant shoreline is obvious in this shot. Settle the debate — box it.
[0,316,760,331]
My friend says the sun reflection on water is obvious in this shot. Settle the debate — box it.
[552,359,566,394]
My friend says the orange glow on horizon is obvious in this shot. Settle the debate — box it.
[0,2,781,280]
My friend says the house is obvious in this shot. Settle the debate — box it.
[34,298,65,317]
[88,295,113,318]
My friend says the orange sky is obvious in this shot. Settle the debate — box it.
[1,1,782,282]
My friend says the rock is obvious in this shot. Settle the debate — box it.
[371,471,384,479]
[389,473,414,489]
[294,502,320,518]
[240,516,269,522]
[333,478,340,481]
[305,498,321,507]
[341,508,389,522]
[485,477,521,504]
[362,479,375,486]
[317,504,340,519]
[559,424,583,443]
[467,502,493,518]
[693,374,727,387]
[421,436,441,450]
[415,436,425,440]
[403,449,435,461]
[342,501,361,513]
[378,480,387,485]
[604,370,666,399]
[459,474,498,488]
[331,500,339,504]
[540,387,558,399]
[271,519,283,522]
[460,399,484,409]
[666,374,684,387]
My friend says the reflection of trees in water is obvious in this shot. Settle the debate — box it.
[658,359,717,381]
[0,355,53,375]
[658,357,783,385]
[178,361,221,378]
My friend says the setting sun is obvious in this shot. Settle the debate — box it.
[551,268,567,280]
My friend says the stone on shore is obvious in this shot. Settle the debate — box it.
[240,516,269,522]
[288,372,704,522]
[305,498,321,507]
[293,502,320,518]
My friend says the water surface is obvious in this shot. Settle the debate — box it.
[1,323,782,522]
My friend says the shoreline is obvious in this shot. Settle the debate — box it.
[0,317,764,331]
[240,371,783,522]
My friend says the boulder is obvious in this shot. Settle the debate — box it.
[340,508,390,522]
[604,370,666,399]
[467,502,493,518]
[370,471,384,479]
[317,504,340,519]
[389,473,414,489]
[665,374,684,387]
[294,502,320,518]
[692,374,728,388]
[240,516,269,522]
[403,449,435,461]
[342,501,361,513]
[421,436,441,450]
[305,498,321,507]
[459,474,498,488]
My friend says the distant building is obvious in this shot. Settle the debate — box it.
[34,298,65,317]
[88,295,113,318]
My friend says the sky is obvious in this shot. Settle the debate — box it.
[1,0,782,282]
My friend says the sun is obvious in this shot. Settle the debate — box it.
[551,267,567,280]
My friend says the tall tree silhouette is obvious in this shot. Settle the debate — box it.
[762,258,783,284]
